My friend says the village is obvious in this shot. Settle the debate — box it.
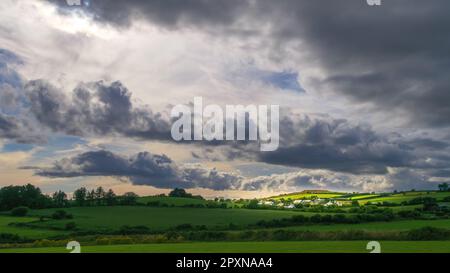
[258,197,344,209]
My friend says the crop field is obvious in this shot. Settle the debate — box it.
[1,241,450,253]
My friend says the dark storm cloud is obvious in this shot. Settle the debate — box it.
[49,0,249,29]
[25,80,172,140]
[260,0,450,127]
[192,110,450,176]
[36,150,242,190]
[222,114,420,174]
[49,0,450,127]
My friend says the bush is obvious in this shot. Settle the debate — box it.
[0,233,23,243]
[65,222,77,230]
[96,237,111,245]
[51,210,73,220]
[119,225,151,235]
[10,207,29,217]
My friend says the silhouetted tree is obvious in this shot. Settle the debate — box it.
[52,190,68,208]
[73,187,87,206]
[438,183,449,192]
[120,192,138,205]
[105,189,117,206]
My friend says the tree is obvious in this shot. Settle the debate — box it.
[105,189,117,206]
[95,187,106,206]
[120,192,138,206]
[73,187,87,206]
[246,199,259,209]
[0,184,51,211]
[169,188,190,198]
[438,183,449,192]
[52,191,68,208]
[86,189,95,206]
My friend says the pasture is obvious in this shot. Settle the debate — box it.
[28,206,315,232]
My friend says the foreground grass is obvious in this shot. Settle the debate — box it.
[1,241,450,253]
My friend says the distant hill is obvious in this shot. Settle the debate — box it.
[267,190,345,201]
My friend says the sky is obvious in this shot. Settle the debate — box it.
[1,0,450,198]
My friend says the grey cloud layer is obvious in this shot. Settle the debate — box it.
[50,0,450,127]
[36,149,440,192]
[25,80,172,140]
[36,150,242,190]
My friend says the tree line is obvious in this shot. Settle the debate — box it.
[0,184,139,211]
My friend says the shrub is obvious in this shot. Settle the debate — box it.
[174,223,193,231]
[0,233,22,243]
[96,237,111,245]
[51,210,73,220]
[119,225,151,235]
[10,207,29,217]
[65,222,77,230]
[108,236,134,245]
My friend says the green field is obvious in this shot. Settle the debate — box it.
[1,241,450,253]
[0,216,65,239]
[359,191,450,204]
[270,193,344,201]
[27,206,315,232]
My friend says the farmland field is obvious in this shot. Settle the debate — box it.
[1,241,450,253]
[358,191,450,204]
[0,216,65,239]
[270,193,344,201]
[27,206,319,232]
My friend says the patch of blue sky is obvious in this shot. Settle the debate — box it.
[231,65,305,92]
[0,49,23,65]
[1,142,35,153]
[32,135,87,159]
[263,71,304,92]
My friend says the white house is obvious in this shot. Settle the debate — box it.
[284,204,295,209]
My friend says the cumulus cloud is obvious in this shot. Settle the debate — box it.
[25,79,172,140]
[205,113,450,175]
